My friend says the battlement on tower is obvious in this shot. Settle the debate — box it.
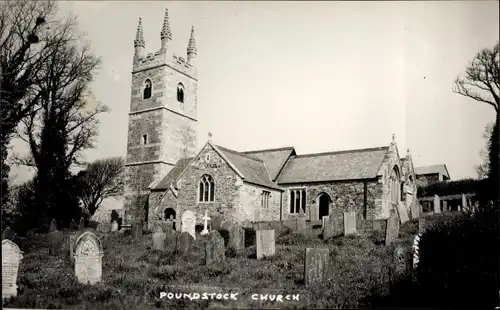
[132,51,198,78]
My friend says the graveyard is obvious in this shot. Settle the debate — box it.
[2,210,448,309]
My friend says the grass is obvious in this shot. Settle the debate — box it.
[3,213,455,309]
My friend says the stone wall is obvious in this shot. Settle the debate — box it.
[147,190,178,229]
[280,180,381,221]
[239,183,281,222]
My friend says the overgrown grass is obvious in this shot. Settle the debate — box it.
[3,214,456,309]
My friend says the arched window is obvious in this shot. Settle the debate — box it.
[143,79,152,99]
[390,166,400,203]
[177,83,185,103]
[198,174,215,202]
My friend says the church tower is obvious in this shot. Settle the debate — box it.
[123,9,198,223]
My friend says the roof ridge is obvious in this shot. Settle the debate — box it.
[214,145,264,163]
[294,146,389,158]
[242,146,295,154]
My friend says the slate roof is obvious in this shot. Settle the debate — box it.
[415,164,450,179]
[276,146,390,184]
[214,145,282,190]
[242,147,296,181]
[152,157,193,191]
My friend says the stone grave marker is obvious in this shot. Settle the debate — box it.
[324,213,343,239]
[177,231,194,255]
[343,211,357,235]
[228,223,245,250]
[152,227,166,251]
[221,221,232,230]
[211,215,224,231]
[49,229,64,256]
[304,248,330,287]
[201,209,211,235]
[181,210,196,240]
[131,220,143,241]
[443,201,448,212]
[49,219,58,232]
[409,201,420,219]
[385,213,400,246]
[396,202,409,224]
[205,231,225,265]
[418,218,426,234]
[73,231,103,285]
[433,195,441,213]
[79,217,85,230]
[256,229,275,259]
[111,220,118,232]
[393,245,409,281]
[2,239,23,299]
[166,231,180,250]
[412,234,421,269]
[462,194,468,211]
[322,216,329,229]
[2,226,13,240]
[297,213,307,234]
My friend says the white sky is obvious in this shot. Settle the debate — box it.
[9,1,500,188]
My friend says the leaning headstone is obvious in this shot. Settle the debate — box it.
[297,214,307,234]
[181,210,196,240]
[166,231,180,250]
[49,219,58,232]
[111,220,118,232]
[48,230,64,256]
[177,231,194,255]
[343,211,357,235]
[73,232,103,285]
[433,195,441,213]
[131,220,143,241]
[418,218,426,234]
[228,224,245,250]
[322,216,329,229]
[256,229,275,259]
[152,227,166,251]
[79,217,85,230]
[385,213,400,246]
[304,248,330,288]
[409,201,420,219]
[2,239,23,299]
[205,231,225,265]
[211,215,224,231]
[396,202,409,224]
[2,226,13,240]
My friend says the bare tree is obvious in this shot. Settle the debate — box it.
[77,157,125,217]
[453,42,500,203]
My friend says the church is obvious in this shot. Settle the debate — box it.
[122,9,419,230]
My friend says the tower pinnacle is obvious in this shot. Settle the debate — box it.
[187,26,197,55]
[134,17,145,48]
[160,8,172,41]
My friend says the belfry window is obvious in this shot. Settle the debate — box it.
[143,79,152,99]
[177,83,185,103]
[198,174,215,202]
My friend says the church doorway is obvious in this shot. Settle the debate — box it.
[164,208,176,230]
[318,193,331,219]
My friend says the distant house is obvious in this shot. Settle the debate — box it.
[415,164,450,187]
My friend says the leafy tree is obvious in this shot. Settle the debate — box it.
[77,157,124,217]
[453,42,499,205]
[475,122,494,179]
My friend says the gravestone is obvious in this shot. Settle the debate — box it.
[458,205,462,212]
[297,214,307,234]
[70,219,78,230]
[462,194,468,211]
[418,219,426,234]
[211,215,223,231]
[131,220,143,241]
[385,213,400,246]
[152,227,166,251]
[177,231,194,255]
[228,224,245,250]
[201,209,211,235]
[324,213,343,239]
[433,195,441,213]
[73,232,103,285]
[48,230,64,256]
[343,211,357,235]
[49,219,58,232]
[165,231,180,250]
[409,201,420,219]
[393,245,409,280]
[181,210,196,240]
[2,226,13,240]
[111,221,118,232]
[79,217,85,230]
[396,202,409,224]
[67,233,78,261]
[322,216,329,229]
[2,239,23,299]
[256,229,275,259]
[443,201,448,212]
[412,234,421,269]
[304,248,330,288]
[205,231,225,265]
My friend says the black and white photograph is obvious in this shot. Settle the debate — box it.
[1,1,499,309]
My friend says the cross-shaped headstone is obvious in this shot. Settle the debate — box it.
[201,209,211,235]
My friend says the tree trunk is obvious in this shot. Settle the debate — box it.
[497,111,500,207]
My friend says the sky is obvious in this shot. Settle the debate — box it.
[9,1,500,194]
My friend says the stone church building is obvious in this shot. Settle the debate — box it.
[123,9,419,229]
